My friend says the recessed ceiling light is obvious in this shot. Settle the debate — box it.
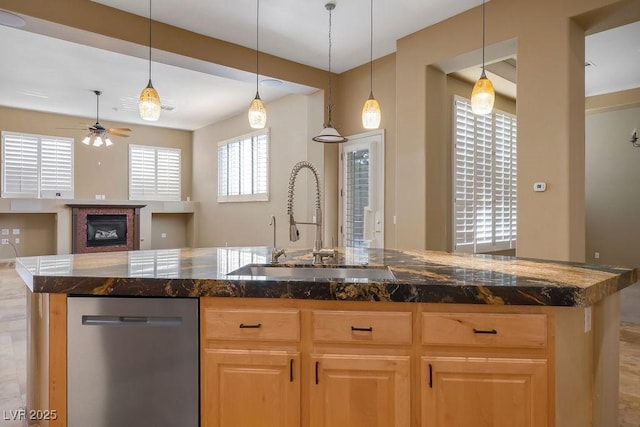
[0,10,26,28]
[261,78,283,88]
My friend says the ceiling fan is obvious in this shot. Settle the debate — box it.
[80,90,132,147]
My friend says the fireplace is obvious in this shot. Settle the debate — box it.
[86,214,127,247]
[68,204,145,254]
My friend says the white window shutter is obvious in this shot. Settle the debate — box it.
[217,129,269,202]
[2,131,74,199]
[129,144,181,201]
[452,96,517,254]
[40,136,74,198]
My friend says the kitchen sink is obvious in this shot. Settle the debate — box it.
[227,264,396,281]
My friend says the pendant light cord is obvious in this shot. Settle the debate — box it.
[369,0,373,94]
[481,0,486,72]
[96,91,99,124]
[327,5,333,121]
[148,0,153,80]
[256,0,260,92]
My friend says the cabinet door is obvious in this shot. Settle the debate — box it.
[310,354,411,427]
[202,349,300,427]
[422,356,548,427]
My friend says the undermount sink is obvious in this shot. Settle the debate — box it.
[227,264,396,281]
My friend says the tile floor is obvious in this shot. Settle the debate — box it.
[0,265,639,426]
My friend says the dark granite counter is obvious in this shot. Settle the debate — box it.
[15,246,638,306]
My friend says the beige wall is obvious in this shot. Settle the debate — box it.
[0,106,196,256]
[585,90,640,268]
[336,54,397,247]
[191,93,327,250]
[335,0,640,263]
[151,213,194,250]
[0,106,193,200]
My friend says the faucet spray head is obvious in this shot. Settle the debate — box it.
[289,215,300,242]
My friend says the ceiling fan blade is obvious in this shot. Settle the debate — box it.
[107,131,131,137]
[56,127,87,130]
[109,127,132,132]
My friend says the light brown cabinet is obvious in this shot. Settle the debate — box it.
[198,299,566,427]
[420,309,550,427]
[309,310,412,427]
[310,353,411,427]
[202,349,300,427]
[200,305,302,427]
[421,356,548,427]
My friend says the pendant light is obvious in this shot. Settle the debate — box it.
[248,0,267,129]
[313,1,348,144]
[139,0,161,121]
[470,0,495,116]
[361,0,381,129]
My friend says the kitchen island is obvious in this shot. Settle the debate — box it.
[16,246,638,427]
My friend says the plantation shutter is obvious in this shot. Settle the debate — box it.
[217,129,269,202]
[452,96,517,253]
[40,136,74,198]
[2,133,39,197]
[129,145,181,201]
[453,99,475,252]
[2,131,74,199]
[156,148,181,201]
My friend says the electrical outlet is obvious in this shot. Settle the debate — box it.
[594,252,600,259]
[12,228,19,235]
[1,239,8,245]
[161,233,167,238]
[14,238,20,244]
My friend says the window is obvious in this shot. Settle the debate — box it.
[1,131,74,199]
[453,96,517,253]
[129,145,181,201]
[217,129,269,202]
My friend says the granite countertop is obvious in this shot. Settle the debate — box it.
[15,246,638,306]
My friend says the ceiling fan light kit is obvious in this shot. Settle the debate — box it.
[83,90,132,148]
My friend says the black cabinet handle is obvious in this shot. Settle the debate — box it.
[315,361,319,385]
[428,363,433,388]
[473,328,497,335]
[351,326,373,332]
[239,323,262,329]
[290,359,294,382]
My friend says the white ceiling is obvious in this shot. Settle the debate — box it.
[0,2,638,132]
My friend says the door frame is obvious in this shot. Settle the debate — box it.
[338,129,385,248]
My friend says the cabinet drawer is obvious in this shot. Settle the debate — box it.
[312,310,412,345]
[422,312,547,349]
[203,308,300,342]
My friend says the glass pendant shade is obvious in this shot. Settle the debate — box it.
[248,94,267,129]
[312,123,348,143]
[139,80,161,121]
[471,71,495,115]
[82,136,90,145]
[362,92,381,129]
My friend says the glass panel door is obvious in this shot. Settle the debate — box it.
[340,131,384,248]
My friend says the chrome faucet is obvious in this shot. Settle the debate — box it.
[269,216,286,264]
[287,161,336,264]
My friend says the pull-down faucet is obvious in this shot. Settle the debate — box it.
[287,161,335,264]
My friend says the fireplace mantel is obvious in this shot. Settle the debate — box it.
[68,204,146,254]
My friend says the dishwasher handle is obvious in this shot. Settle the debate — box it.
[82,315,183,327]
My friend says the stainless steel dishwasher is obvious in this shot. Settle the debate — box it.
[67,297,199,427]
